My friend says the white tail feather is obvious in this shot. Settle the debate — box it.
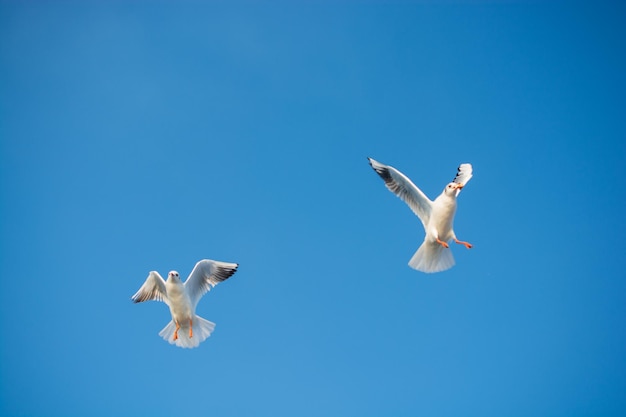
[158,315,216,349]
[409,240,455,273]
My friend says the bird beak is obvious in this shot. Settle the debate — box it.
[456,183,464,189]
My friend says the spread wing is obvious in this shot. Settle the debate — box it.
[131,271,168,305]
[368,157,433,228]
[184,259,239,308]
[452,163,473,188]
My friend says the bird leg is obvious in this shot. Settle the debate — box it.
[173,321,180,341]
[189,318,193,338]
[436,238,449,248]
[454,238,473,249]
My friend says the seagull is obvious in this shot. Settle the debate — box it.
[368,157,473,273]
[131,259,238,348]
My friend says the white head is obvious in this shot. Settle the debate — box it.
[443,182,464,197]
[168,271,180,281]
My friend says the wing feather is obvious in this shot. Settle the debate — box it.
[131,271,168,305]
[452,163,473,187]
[368,157,432,228]
[184,259,238,308]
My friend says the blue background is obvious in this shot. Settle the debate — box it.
[1,1,625,416]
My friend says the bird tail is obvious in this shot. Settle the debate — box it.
[409,240,455,273]
[159,315,216,349]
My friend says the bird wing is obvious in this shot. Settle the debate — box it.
[131,271,169,305]
[452,163,473,188]
[368,157,433,228]
[184,259,239,308]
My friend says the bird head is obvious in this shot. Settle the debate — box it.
[168,271,180,281]
[444,182,464,197]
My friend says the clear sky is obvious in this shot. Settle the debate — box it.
[1,1,625,416]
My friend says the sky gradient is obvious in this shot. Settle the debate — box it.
[1,1,625,416]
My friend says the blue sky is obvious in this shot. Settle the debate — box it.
[1,1,625,416]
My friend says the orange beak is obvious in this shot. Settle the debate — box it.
[456,183,464,189]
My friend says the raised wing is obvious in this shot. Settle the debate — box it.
[452,163,473,187]
[131,271,168,305]
[368,157,433,228]
[184,259,238,308]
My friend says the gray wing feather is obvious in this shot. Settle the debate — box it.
[131,271,168,305]
[368,157,433,228]
[184,259,238,308]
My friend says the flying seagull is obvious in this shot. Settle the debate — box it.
[368,157,473,273]
[132,259,238,348]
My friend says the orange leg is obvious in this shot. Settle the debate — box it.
[189,318,193,338]
[436,238,449,248]
[173,321,180,341]
[454,238,473,249]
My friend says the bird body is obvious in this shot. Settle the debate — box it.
[429,190,458,241]
[132,259,238,348]
[368,157,473,273]
[164,274,194,332]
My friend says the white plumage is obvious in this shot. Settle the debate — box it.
[132,259,238,348]
[368,157,473,273]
